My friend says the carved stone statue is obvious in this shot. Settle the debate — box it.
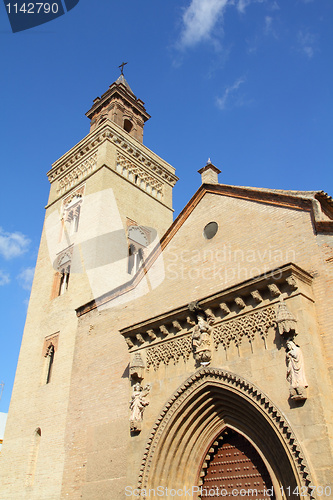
[276,297,297,337]
[286,340,308,401]
[129,382,151,432]
[129,352,145,381]
[192,312,212,366]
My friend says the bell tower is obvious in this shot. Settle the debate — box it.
[86,73,150,142]
[0,72,178,499]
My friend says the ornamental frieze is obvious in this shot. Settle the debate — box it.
[213,306,276,354]
[121,264,313,372]
[146,335,192,371]
[146,305,276,371]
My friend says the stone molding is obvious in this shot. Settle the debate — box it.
[42,332,59,357]
[47,121,177,189]
[116,152,164,201]
[62,185,85,208]
[213,305,276,353]
[137,368,315,498]
[121,264,313,366]
[145,306,276,371]
[146,335,192,371]
[56,153,97,197]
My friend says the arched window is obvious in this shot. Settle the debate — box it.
[127,225,149,275]
[51,251,72,299]
[124,119,133,133]
[64,198,81,235]
[59,264,70,296]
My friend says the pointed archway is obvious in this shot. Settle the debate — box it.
[138,368,315,500]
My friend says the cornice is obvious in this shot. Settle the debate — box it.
[47,120,178,187]
[120,263,313,351]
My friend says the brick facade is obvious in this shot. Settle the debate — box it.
[0,78,332,500]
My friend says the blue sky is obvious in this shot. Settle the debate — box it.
[0,0,332,412]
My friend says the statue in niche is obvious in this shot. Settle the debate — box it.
[286,340,308,401]
[129,382,151,432]
[191,311,212,366]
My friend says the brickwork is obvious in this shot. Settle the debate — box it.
[1,82,332,500]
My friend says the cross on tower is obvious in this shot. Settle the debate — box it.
[119,61,128,75]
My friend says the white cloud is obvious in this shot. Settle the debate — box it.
[270,1,280,10]
[0,227,30,260]
[0,270,10,286]
[17,267,35,291]
[216,77,246,110]
[178,0,229,49]
[237,0,251,13]
[176,0,269,51]
[297,30,316,58]
[264,15,278,38]
[264,15,273,33]
[237,0,265,14]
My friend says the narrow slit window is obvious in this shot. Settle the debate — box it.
[45,345,55,384]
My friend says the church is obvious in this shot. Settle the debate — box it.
[0,73,332,500]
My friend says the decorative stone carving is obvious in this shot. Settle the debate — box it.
[286,276,297,290]
[268,283,280,297]
[137,368,315,497]
[219,302,231,315]
[144,306,277,370]
[42,333,59,357]
[117,153,163,201]
[186,316,196,327]
[63,185,85,208]
[130,382,151,432]
[187,304,214,366]
[251,290,263,303]
[159,325,169,336]
[286,340,308,401]
[126,338,134,349]
[130,352,145,381]
[146,336,192,371]
[57,153,97,195]
[213,306,276,352]
[172,320,182,331]
[192,313,212,366]
[136,334,145,344]
[147,329,156,340]
[235,297,246,309]
[276,298,297,337]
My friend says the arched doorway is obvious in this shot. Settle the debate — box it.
[138,368,315,500]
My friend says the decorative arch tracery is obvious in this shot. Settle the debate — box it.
[138,368,316,499]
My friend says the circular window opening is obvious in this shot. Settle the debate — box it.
[203,222,218,240]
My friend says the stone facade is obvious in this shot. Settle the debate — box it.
[0,77,332,500]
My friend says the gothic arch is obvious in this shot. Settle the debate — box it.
[138,368,316,499]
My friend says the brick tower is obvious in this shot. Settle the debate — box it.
[0,73,177,499]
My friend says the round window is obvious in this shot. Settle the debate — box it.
[203,222,218,240]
